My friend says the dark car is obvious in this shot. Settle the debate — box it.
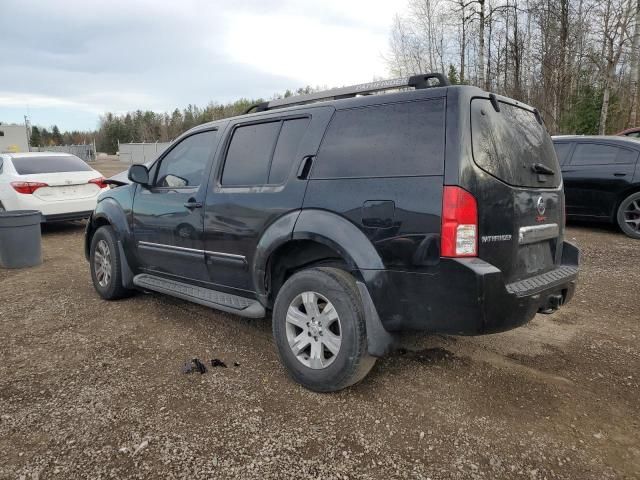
[552,136,640,238]
[85,73,579,391]
[616,127,640,139]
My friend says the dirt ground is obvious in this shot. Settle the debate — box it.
[1,159,638,479]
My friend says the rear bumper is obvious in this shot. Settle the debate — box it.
[2,190,102,219]
[363,241,579,335]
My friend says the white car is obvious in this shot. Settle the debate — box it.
[0,152,108,222]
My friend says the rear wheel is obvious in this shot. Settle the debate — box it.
[616,192,640,239]
[90,226,132,299]
[272,267,376,392]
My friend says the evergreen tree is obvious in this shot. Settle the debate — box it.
[30,126,42,147]
[447,65,460,85]
[51,125,63,145]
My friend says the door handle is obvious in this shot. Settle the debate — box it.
[297,155,315,179]
[184,200,203,209]
[613,172,627,177]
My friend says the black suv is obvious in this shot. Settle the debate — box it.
[85,74,579,392]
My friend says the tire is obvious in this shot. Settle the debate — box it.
[272,267,376,392]
[616,192,640,239]
[89,225,132,300]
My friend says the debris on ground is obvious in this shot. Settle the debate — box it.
[182,358,207,374]
[133,439,149,456]
[210,358,227,368]
[233,361,240,367]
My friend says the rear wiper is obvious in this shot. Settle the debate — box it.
[531,163,555,175]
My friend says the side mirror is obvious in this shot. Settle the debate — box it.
[128,164,149,185]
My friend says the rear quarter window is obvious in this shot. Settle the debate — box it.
[570,143,638,165]
[471,99,560,188]
[553,142,573,165]
[312,98,445,179]
[11,155,93,175]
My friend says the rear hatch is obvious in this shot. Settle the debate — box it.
[469,97,563,284]
[11,155,101,202]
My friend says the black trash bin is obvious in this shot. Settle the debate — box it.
[0,210,42,269]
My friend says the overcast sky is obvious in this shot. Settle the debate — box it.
[0,0,403,132]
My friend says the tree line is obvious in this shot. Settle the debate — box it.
[30,87,315,154]
[387,0,640,135]
[29,125,94,149]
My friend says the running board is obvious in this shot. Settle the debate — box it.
[133,274,265,318]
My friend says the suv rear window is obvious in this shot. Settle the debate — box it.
[11,155,92,175]
[312,99,445,179]
[471,99,560,188]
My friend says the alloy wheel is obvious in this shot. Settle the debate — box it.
[285,291,342,369]
[94,239,112,287]
[623,199,640,232]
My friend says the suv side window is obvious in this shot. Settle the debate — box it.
[312,99,445,179]
[222,118,309,186]
[269,118,310,184]
[155,130,217,188]
[571,143,637,166]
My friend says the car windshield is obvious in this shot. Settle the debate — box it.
[11,155,93,175]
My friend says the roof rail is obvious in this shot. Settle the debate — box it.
[244,73,450,114]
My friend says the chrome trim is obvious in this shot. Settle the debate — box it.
[518,223,559,245]
[138,241,203,255]
[138,241,247,262]
[205,250,246,262]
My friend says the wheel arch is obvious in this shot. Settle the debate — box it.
[254,209,384,306]
[84,197,131,260]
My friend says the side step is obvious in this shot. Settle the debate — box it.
[133,274,265,318]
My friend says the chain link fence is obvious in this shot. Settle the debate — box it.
[35,144,96,162]
[118,142,171,164]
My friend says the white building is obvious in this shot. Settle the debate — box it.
[0,123,29,153]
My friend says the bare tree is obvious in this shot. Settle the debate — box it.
[386,0,637,134]
[628,0,640,126]
[596,0,633,134]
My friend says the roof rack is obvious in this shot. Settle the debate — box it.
[244,73,450,114]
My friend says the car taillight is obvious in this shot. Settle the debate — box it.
[11,181,48,194]
[89,177,108,189]
[441,186,478,257]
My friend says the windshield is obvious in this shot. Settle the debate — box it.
[11,155,93,175]
[471,99,560,188]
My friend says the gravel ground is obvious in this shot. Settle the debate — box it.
[0,160,639,479]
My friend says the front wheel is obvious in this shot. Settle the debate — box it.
[89,225,132,299]
[272,267,376,392]
[616,192,640,239]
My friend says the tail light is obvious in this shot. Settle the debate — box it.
[89,177,108,189]
[441,186,478,257]
[11,181,48,194]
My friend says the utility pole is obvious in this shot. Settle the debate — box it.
[24,115,31,151]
